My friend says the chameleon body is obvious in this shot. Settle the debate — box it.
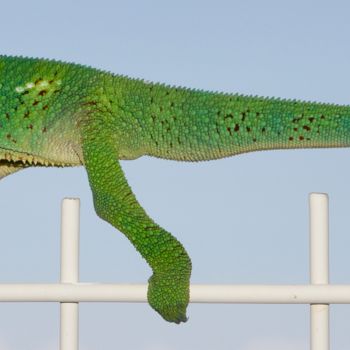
[1,55,349,323]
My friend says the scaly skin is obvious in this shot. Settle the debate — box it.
[0,55,349,323]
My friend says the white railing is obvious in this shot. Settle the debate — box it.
[0,193,346,350]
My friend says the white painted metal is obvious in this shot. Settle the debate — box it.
[310,193,329,350]
[60,199,80,350]
[0,194,340,350]
[1,283,350,303]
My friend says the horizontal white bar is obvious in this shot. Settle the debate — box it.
[0,284,349,304]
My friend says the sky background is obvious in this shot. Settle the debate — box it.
[1,0,350,349]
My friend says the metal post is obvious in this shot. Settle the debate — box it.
[310,193,329,350]
[60,198,80,350]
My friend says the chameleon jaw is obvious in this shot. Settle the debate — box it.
[0,148,73,167]
[0,149,76,180]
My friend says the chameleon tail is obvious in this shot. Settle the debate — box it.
[121,80,350,161]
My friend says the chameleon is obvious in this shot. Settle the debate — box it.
[0,55,348,324]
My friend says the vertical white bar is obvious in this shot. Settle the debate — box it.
[60,198,80,350]
[310,193,329,350]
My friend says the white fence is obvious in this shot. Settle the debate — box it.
[1,193,347,350]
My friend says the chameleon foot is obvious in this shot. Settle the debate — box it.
[147,272,190,324]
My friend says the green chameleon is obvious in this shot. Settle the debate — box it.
[0,55,347,323]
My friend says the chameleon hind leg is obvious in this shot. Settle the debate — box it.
[82,134,191,323]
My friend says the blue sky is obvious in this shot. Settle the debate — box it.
[1,0,350,349]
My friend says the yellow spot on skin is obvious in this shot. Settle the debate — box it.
[38,81,49,87]
[15,86,24,93]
